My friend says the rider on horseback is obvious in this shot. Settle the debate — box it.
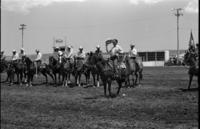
[106,39,125,74]
[128,43,140,69]
[34,49,42,76]
[95,45,102,56]
[19,48,26,59]
[11,50,19,63]
[76,46,86,60]
[64,45,74,62]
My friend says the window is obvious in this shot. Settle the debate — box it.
[148,52,155,61]
[156,52,165,61]
[138,52,147,61]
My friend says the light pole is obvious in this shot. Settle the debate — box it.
[172,8,183,64]
[19,24,26,48]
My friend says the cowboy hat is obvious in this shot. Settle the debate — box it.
[130,44,135,47]
[20,48,24,51]
[79,46,83,50]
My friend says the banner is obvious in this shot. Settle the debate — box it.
[55,39,64,43]
[189,30,195,47]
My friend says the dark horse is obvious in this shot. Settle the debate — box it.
[0,59,15,85]
[22,56,54,86]
[84,52,100,87]
[58,57,74,87]
[183,51,199,90]
[9,59,27,86]
[73,57,87,87]
[124,56,143,87]
[48,56,63,85]
[90,53,128,97]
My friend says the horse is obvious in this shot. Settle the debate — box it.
[183,51,199,90]
[73,57,86,87]
[124,56,143,87]
[0,60,16,85]
[48,56,63,85]
[22,56,54,86]
[91,53,128,97]
[9,59,27,86]
[58,57,74,87]
[85,52,100,87]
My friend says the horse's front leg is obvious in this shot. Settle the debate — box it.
[108,79,112,97]
[92,73,96,87]
[16,73,20,85]
[30,74,34,87]
[97,74,100,87]
[135,73,138,86]
[117,80,122,95]
[102,80,107,97]
[188,74,193,90]
[78,73,81,87]
[54,73,57,86]
[19,72,23,86]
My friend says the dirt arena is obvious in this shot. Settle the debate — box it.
[1,67,198,129]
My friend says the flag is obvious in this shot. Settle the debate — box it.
[189,30,195,47]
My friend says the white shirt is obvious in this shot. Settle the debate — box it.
[129,48,137,57]
[65,49,74,58]
[110,45,123,56]
[35,52,42,61]
[77,51,86,58]
[19,52,26,59]
[12,53,19,61]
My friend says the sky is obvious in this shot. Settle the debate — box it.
[1,0,199,55]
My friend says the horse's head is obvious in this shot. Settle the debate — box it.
[22,56,32,66]
[49,56,57,65]
[183,51,197,66]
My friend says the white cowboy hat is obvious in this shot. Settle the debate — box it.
[20,48,24,51]
[55,46,59,49]
[35,49,39,52]
[12,49,16,52]
[79,46,83,50]
[130,44,135,47]
[67,45,72,49]
[96,45,100,48]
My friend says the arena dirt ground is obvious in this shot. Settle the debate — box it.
[1,67,198,129]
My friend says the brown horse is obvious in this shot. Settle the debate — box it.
[84,52,100,87]
[91,53,127,97]
[58,57,74,87]
[125,56,143,87]
[22,56,54,86]
[183,51,199,90]
[73,57,86,87]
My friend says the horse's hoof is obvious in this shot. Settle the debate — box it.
[26,84,29,87]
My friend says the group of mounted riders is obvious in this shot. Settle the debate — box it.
[1,39,144,96]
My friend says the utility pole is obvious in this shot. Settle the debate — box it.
[19,24,26,48]
[172,8,183,64]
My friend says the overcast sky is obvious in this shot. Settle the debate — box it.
[1,0,199,55]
